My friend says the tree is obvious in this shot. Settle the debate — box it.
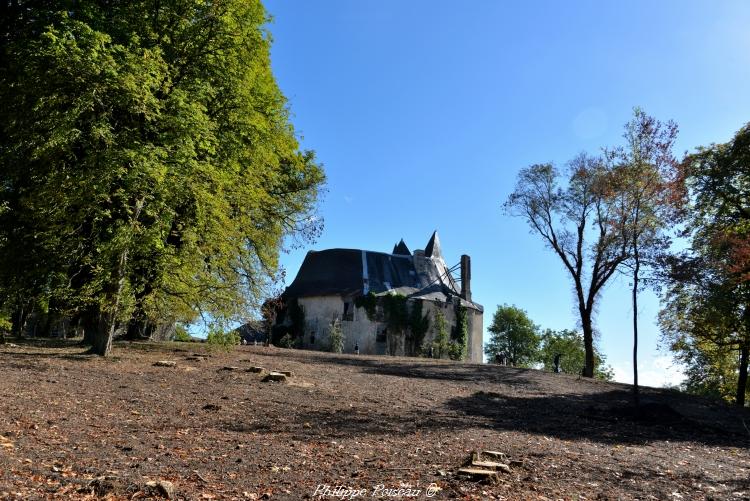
[485,304,539,367]
[659,253,750,404]
[610,108,679,403]
[0,1,324,355]
[328,318,344,354]
[505,154,629,376]
[537,329,613,380]
[659,122,750,405]
[432,310,450,359]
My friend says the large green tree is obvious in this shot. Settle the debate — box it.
[0,1,324,355]
[659,122,750,405]
[537,328,613,380]
[659,261,749,404]
[485,304,540,367]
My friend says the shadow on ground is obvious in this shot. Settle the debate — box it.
[269,350,544,388]
[238,387,750,447]
[443,389,750,447]
[240,349,750,448]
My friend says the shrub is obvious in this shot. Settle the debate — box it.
[431,310,450,359]
[448,341,465,361]
[205,326,240,350]
[0,315,10,343]
[277,333,295,349]
[329,318,344,353]
[172,325,191,342]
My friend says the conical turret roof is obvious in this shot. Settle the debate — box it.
[393,239,411,255]
[424,231,442,259]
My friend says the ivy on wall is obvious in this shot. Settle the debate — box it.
[288,299,305,337]
[448,304,469,360]
[354,292,430,357]
[354,292,378,320]
[408,300,430,356]
[272,298,305,346]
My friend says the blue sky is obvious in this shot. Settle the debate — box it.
[263,0,750,386]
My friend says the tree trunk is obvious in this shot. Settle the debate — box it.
[88,198,143,356]
[81,312,98,345]
[41,310,53,338]
[737,345,748,407]
[581,309,595,377]
[89,248,129,356]
[11,303,28,338]
[632,257,640,406]
[90,310,116,356]
[125,314,153,340]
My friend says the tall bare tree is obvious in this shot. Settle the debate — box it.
[506,153,630,377]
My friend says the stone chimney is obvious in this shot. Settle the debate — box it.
[460,254,471,301]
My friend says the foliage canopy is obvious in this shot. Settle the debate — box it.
[0,1,324,355]
[485,304,539,367]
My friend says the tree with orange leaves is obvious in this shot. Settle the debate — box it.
[661,123,750,405]
[608,108,679,404]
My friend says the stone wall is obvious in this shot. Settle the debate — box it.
[295,295,483,362]
[297,295,378,354]
[467,308,484,363]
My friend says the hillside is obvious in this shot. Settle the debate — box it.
[0,340,748,500]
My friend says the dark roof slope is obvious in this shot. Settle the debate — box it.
[365,251,419,292]
[284,249,363,297]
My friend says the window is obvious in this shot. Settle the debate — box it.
[376,328,387,343]
[310,332,315,345]
[343,301,354,321]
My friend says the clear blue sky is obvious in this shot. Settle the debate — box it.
[263,0,750,386]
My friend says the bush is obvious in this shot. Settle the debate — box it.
[205,326,240,350]
[431,310,450,359]
[0,315,10,343]
[172,325,191,342]
[277,333,295,349]
[329,318,343,353]
[447,341,465,361]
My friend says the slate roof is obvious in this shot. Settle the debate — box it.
[392,239,411,256]
[283,233,482,311]
[283,249,362,297]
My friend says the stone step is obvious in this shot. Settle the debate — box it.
[472,460,511,474]
[262,372,287,383]
[154,360,177,367]
[456,468,499,481]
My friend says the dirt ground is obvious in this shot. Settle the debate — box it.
[0,339,748,500]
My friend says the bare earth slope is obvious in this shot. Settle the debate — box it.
[0,340,748,500]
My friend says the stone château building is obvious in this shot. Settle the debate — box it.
[272,232,483,362]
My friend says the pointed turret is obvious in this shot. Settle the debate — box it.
[393,239,410,256]
[424,231,442,259]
